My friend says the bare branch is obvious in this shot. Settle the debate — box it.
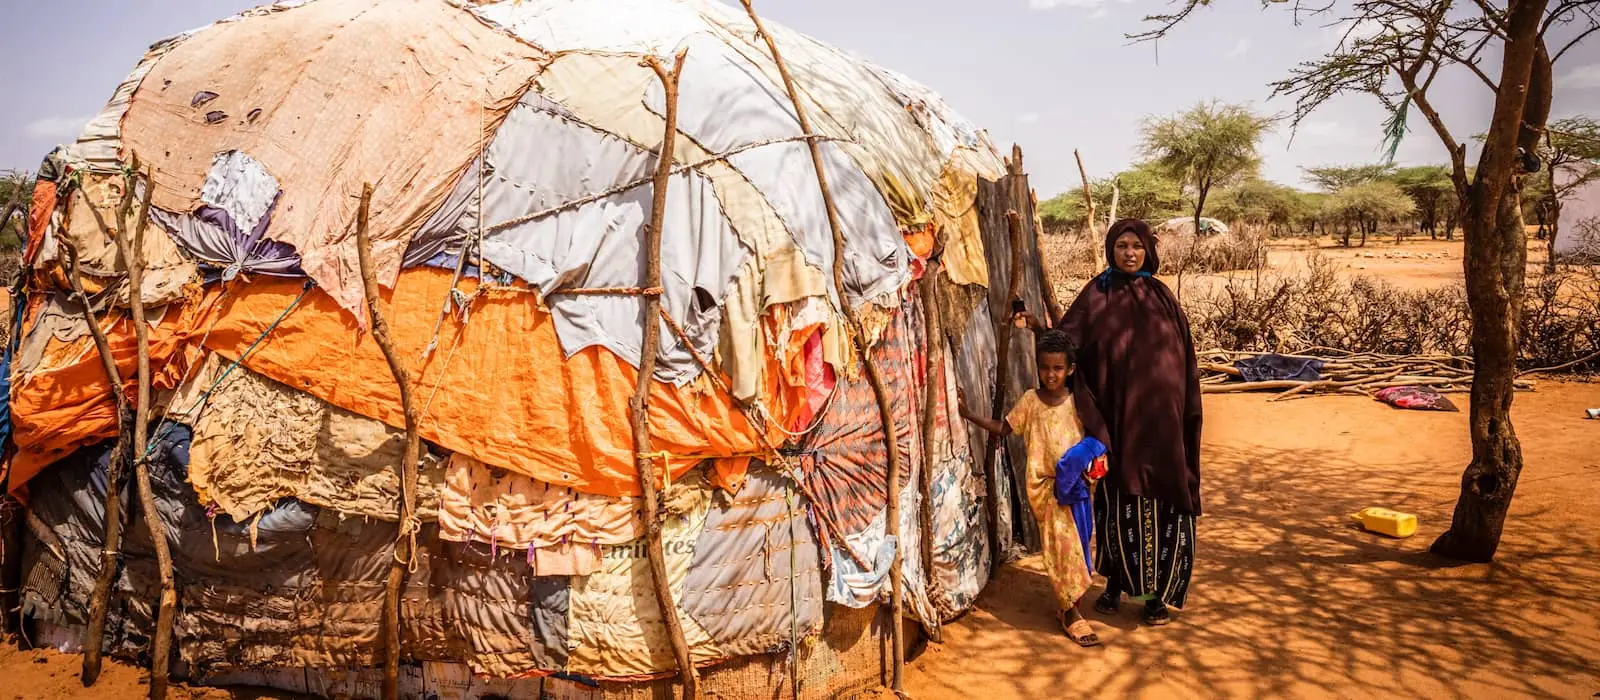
[1552,22,1600,63]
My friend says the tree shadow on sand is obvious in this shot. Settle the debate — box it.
[911,442,1600,698]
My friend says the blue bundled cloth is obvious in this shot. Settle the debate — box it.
[1055,437,1107,576]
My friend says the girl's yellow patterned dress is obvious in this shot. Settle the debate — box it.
[1006,389,1093,609]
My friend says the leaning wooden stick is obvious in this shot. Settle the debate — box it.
[104,165,176,700]
[980,210,1029,573]
[63,234,132,688]
[632,49,699,700]
[916,262,944,645]
[353,184,424,700]
[739,0,908,690]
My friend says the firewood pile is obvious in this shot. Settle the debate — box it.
[1198,348,1537,401]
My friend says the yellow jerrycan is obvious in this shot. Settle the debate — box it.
[1350,507,1418,539]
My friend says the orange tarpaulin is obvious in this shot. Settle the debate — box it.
[6,294,205,492]
[8,266,793,497]
[194,269,777,496]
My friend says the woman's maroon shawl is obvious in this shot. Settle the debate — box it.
[1059,219,1203,515]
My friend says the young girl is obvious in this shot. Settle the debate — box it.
[959,329,1103,647]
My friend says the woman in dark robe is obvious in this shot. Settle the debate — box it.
[1021,218,1201,625]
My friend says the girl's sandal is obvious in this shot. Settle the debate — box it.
[1060,610,1101,647]
[1093,590,1121,615]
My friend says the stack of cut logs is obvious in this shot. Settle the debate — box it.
[1199,349,1536,401]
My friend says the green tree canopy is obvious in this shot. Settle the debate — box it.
[1139,101,1274,235]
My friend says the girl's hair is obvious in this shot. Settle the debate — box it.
[1036,329,1076,365]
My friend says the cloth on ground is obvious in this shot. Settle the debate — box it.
[1005,390,1094,610]
[1374,385,1459,412]
[681,465,823,656]
[564,496,724,678]
[116,0,548,320]
[437,453,642,577]
[166,352,444,523]
[1233,353,1325,383]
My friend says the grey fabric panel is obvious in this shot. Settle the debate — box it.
[642,33,801,154]
[682,467,822,656]
[427,541,570,675]
[481,168,748,384]
[726,140,908,307]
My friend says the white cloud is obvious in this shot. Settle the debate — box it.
[1557,63,1600,90]
[1228,38,1250,57]
[23,115,90,141]
[1090,5,1110,19]
[1019,113,1041,124]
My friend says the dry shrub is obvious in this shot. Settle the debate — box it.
[1183,254,1599,372]
[1038,232,1103,296]
[1160,229,1269,275]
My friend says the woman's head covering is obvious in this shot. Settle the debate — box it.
[1104,218,1160,274]
[1099,218,1160,290]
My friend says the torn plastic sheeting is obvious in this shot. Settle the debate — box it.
[145,150,304,281]
[117,0,548,322]
[480,168,750,387]
[641,33,801,156]
[726,139,909,309]
[49,172,201,308]
[681,466,823,657]
[694,0,944,212]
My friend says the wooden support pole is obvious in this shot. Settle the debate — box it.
[633,49,699,700]
[353,185,425,700]
[1028,188,1066,325]
[63,234,132,687]
[739,1,907,691]
[916,263,943,645]
[103,166,175,700]
[1074,149,1096,234]
[982,211,1028,573]
[1108,178,1121,228]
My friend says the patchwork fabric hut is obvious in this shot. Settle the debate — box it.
[3,0,1052,696]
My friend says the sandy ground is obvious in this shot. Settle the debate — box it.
[904,380,1600,700]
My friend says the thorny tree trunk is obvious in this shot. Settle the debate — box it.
[1431,0,1549,562]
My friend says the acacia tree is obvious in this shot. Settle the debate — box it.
[1392,165,1458,239]
[1540,116,1600,270]
[1303,163,1396,191]
[0,171,33,250]
[1330,180,1418,245]
[1140,102,1275,237]
[1135,0,1598,561]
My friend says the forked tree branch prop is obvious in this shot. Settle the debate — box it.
[354,184,424,700]
[64,227,132,688]
[631,48,700,700]
[740,0,908,691]
[100,163,176,700]
[916,263,944,645]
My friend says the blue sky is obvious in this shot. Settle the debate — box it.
[2,0,1597,197]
